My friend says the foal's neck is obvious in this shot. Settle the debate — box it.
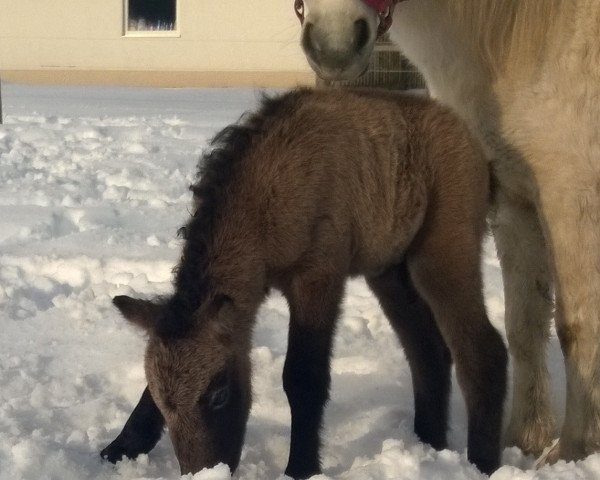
[208,201,268,316]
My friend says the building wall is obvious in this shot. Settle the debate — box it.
[0,0,315,87]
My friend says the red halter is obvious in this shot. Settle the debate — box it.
[294,0,404,38]
[366,0,404,37]
[363,0,394,14]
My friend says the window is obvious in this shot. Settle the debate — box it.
[125,0,177,34]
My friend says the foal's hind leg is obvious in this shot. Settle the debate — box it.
[281,267,346,479]
[408,230,507,474]
[100,386,165,463]
[367,263,452,450]
[490,192,555,456]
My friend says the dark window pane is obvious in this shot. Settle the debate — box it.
[128,0,176,31]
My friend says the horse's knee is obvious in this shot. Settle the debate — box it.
[506,329,536,363]
[457,324,507,407]
[283,358,330,408]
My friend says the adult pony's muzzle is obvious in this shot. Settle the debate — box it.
[297,0,379,81]
[302,18,372,77]
[297,0,399,81]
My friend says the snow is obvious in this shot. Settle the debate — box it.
[0,83,597,479]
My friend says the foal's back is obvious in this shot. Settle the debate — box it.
[241,89,489,276]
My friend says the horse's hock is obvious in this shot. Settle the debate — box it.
[317,34,426,90]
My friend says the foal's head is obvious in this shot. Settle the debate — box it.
[295,0,396,80]
[113,293,252,474]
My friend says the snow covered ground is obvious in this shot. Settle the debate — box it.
[0,83,598,480]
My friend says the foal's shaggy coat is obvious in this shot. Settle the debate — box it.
[296,0,600,463]
[102,89,507,478]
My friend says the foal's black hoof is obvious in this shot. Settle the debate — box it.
[100,440,133,464]
[284,464,321,480]
[100,433,155,464]
[470,455,500,477]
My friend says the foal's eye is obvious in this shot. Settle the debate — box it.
[207,384,230,411]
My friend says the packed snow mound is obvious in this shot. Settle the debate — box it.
[0,84,596,479]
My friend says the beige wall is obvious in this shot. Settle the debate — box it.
[0,0,315,87]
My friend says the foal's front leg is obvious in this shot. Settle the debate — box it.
[101,386,165,463]
[282,272,345,480]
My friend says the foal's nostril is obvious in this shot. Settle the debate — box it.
[354,19,370,52]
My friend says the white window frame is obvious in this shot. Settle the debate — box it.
[123,0,181,38]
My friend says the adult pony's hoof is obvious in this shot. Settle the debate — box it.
[534,438,560,468]
[100,431,156,464]
[504,406,555,458]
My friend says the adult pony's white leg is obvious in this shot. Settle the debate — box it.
[534,161,600,460]
[490,191,555,455]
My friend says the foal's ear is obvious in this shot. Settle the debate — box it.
[205,293,237,345]
[113,295,162,332]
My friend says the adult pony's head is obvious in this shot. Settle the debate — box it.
[295,0,397,80]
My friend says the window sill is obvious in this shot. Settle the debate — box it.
[123,31,181,38]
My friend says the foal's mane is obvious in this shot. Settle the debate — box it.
[447,0,567,76]
[156,91,304,338]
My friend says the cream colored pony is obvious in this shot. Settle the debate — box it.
[296,0,600,464]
